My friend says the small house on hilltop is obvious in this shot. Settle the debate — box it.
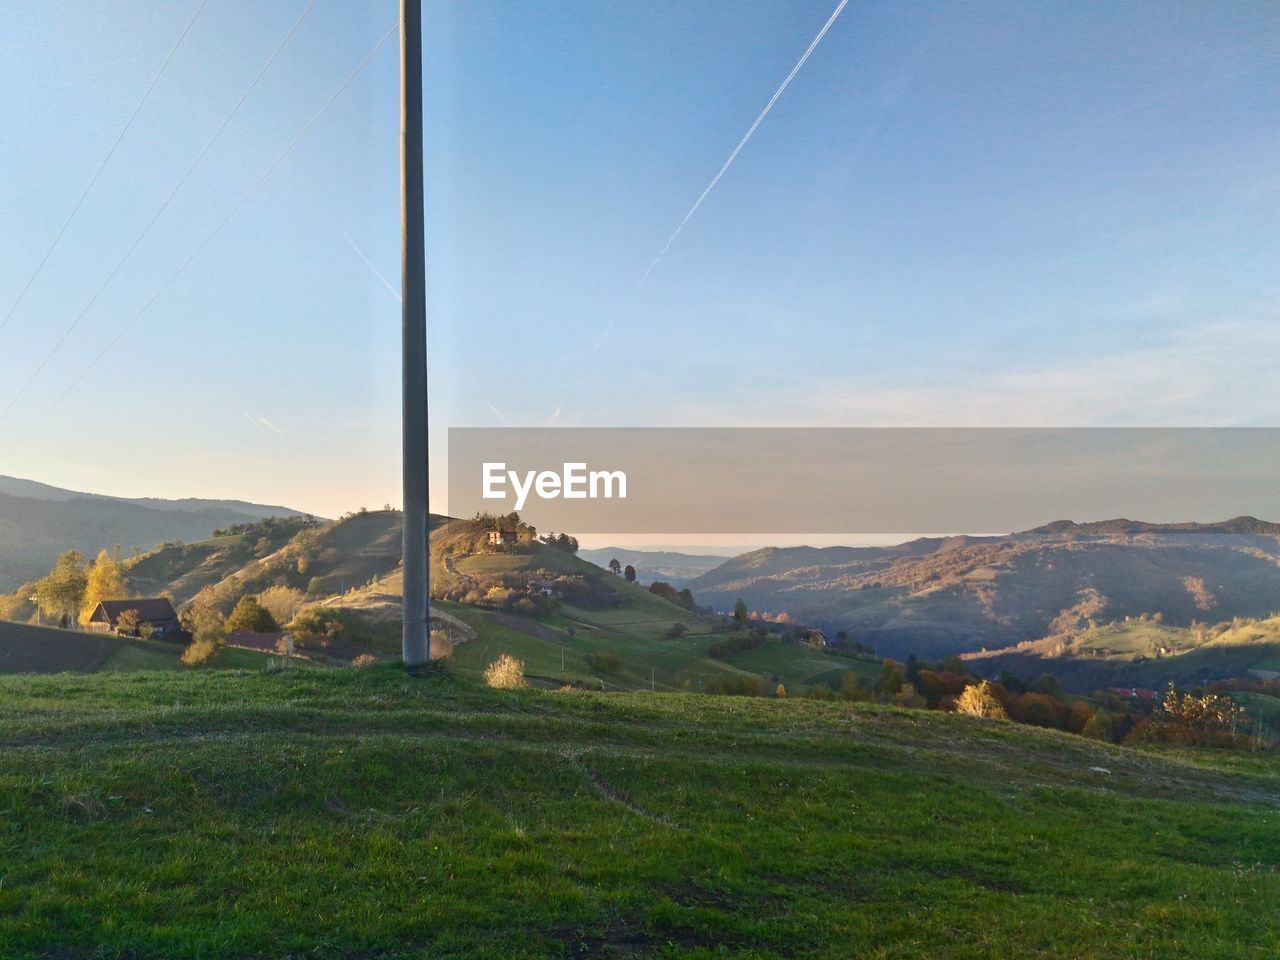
[487,529,517,547]
[86,598,180,640]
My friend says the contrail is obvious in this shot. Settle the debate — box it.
[640,0,851,284]
[339,227,400,301]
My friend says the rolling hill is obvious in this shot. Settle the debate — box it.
[689,522,1280,660]
[1,510,882,695]
[0,474,308,592]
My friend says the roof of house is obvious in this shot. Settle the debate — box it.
[92,598,178,624]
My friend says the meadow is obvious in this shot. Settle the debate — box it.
[0,666,1276,958]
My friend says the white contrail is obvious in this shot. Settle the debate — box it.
[486,403,509,425]
[640,0,851,284]
[339,227,400,301]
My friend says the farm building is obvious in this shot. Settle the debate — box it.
[487,529,518,546]
[85,598,181,640]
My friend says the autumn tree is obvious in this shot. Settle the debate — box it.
[35,550,87,626]
[955,681,1008,719]
[181,606,226,667]
[226,595,279,633]
[256,585,305,626]
[79,547,128,625]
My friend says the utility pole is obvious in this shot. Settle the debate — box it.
[400,0,429,668]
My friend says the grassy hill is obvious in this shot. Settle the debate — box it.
[3,512,873,695]
[0,476,307,592]
[689,525,1280,659]
[0,620,268,673]
[0,666,1276,958]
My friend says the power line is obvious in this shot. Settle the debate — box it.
[0,0,208,339]
[0,0,319,424]
[1,21,399,463]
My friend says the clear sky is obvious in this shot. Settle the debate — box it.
[0,0,1276,519]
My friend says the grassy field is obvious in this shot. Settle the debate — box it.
[0,666,1277,958]
[0,620,269,674]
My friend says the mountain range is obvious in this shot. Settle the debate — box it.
[688,519,1280,659]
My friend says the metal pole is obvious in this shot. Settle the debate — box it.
[401,0,429,668]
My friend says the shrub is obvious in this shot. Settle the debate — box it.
[665,622,688,639]
[955,681,1008,719]
[705,675,762,696]
[708,633,765,658]
[805,684,835,701]
[351,653,378,668]
[588,651,622,674]
[774,682,788,698]
[429,628,454,660]
[227,595,278,633]
[484,653,527,690]
[180,638,221,667]
[1081,710,1111,741]
[839,672,866,702]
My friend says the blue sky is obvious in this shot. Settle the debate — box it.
[0,0,1276,519]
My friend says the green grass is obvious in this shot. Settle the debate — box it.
[0,667,1277,958]
[0,619,272,674]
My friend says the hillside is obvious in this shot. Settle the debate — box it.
[0,475,308,591]
[966,614,1280,692]
[2,511,883,695]
[690,523,1280,660]
[0,667,1276,958]
[0,620,268,673]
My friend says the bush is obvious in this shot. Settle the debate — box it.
[805,685,835,701]
[351,653,378,668]
[180,638,221,667]
[705,675,761,697]
[955,681,1008,719]
[665,622,688,639]
[484,653,527,690]
[708,633,765,658]
[227,595,278,633]
[429,628,454,660]
[587,651,622,675]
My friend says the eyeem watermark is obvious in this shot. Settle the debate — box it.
[482,462,627,511]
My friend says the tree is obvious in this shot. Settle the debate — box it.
[181,606,226,667]
[877,661,905,696]
[840,671,865,701]
[1081,710,1111,742]
[955,681,1008,719]
[226,595,279,633]
[608,558,622,576]
[35,551,87,626]
[774,682,788,698]
[623,564,636,583]
[79,548,128,625]
[733,598,749,627]
[256,585,305,626]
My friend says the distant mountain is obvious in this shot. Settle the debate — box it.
[0,475,303,519]
[577,548,734,587]
[0,475,309,591]
[688,522,1280,660]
